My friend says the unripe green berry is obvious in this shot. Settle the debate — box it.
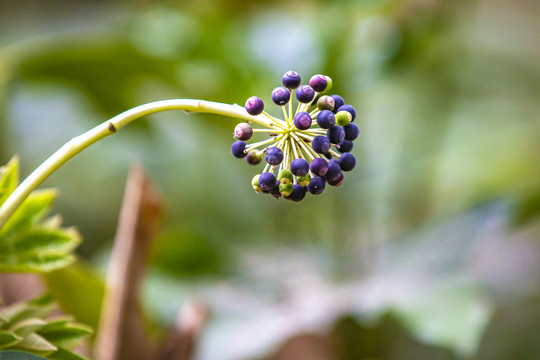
[279,182,293,197]
[297,174,311,187]
[335,110,352,126]
[323,76,333,93]
[317,95,335,111]
[252,174,262,192]
[278,169,293,185]
[245,150,262,165]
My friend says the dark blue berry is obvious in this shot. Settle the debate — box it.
[282,70,302,89]
[234,123,253,140]
[312,135,331,154]
[330,95,345,113]
[259,172,277,191]
[231,140,247,158]
[337,104,357,121]
[270,181,282,198]
[307,176,326,195]
[337,140,353,153]
[310,158,328,176]
[265,147,283,165]
[344,123,359,141]
[327,171,343,186]
[291,158,310,176]
[296,85,315,103]
[324,152,333,159]
[325,160,342,184]
[309,74,328,92]
[245,96,264,115]
[293,112,312,130]
[338,153,356,171]
[288,184,307,202]
[271,87,290,106]
[327,126,345,144]
[316,110,335,129]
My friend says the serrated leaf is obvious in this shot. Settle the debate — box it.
[47,347,88,360]
[0,156,19,206]
[37,323,92,348]
[3,304,53,326]
[0,331,22,349]
[0,255,77,273]
[10,319,46,337]
[0,351,48,360]
[0,189,58,239]
[12,333,56,352]
[1,228,80,258]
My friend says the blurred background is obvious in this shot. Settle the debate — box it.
[1,0,540,359]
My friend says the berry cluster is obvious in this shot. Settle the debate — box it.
[231,70,358,202]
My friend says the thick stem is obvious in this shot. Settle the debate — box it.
[0,99,275,229]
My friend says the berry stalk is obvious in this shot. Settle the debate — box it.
[0,99,280,229]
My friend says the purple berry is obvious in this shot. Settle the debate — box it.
[324,152,333,159]
[310,158,328,176]
[234,123,253,140]
[325,160,342,184]
[295,85,315,103]
[344,123,359,141]
[270,181,282,198]
[259,172,277,191]
[327,171,343,186]
[293,112,312,130]
[307,176,326,195]
[316,110,335,129]
[282,70,301,89]
[271,87,291,106]
[337,104,357,121]
[309,74,328,92]
[231,140,247,158]
[291,158,310,176]
[245,96,264,115]
[338,153,356,171]
[327,126,345,144]
[265,147,283,165]
[337,140,353,153]
[312,135,331,154]
[330,95,345,113]
[288,184,307,202]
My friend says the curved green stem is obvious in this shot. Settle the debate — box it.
[0,99,277,229]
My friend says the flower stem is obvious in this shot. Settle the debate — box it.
[0,99,278,229]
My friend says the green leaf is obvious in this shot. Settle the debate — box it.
[12,333,56,352]
[2,303,53,326]
[0,331,22,349]
[47,348,87,360]
[0,351,48,360]
[0,190,58,239]
[37,323,92,348]
[1,228,80,258]
[0,156,19,206]
[10,320,46,337]
[44,264,105,329]
[0,255,77,273]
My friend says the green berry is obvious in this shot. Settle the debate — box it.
[252,174,262,192]
[317,95,335,111]
[297,174,311,187]
[279,182,293,197]
[278,169,293,184]
[335,110,352,126]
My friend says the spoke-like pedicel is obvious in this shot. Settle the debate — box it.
[231,70,358,201]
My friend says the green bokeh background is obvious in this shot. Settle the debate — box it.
[1,0,540,359]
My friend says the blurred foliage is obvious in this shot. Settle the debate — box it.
[0,0,540,359]
[0,295,91,359]
[0,157,80,272]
